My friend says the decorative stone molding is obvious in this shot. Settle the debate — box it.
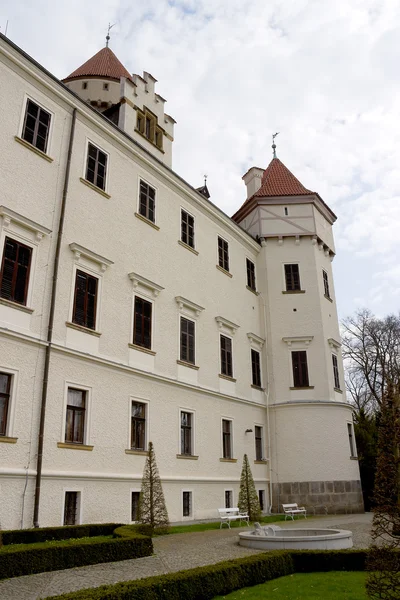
[175,296,204,317]
[282,336,313,347]
[215,316,240,335]
[129,272,164,297]
[0,206,51,240]
[69,243,113,272]
[247,332,265,348]
[328,337,341,349]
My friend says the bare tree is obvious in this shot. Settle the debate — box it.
[342,309,400,409]
[138,441,169,535]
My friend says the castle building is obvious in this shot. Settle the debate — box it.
[0,33,363,529]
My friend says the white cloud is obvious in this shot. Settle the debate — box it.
[2,0,400,318]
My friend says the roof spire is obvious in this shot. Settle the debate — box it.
[106,22,115,48]
[204,173,207,187]
[272,132,279,158]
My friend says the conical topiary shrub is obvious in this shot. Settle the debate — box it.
[138,441,169,536]
[238,453,261,522]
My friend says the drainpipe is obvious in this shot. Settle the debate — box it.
[33,108,77,528]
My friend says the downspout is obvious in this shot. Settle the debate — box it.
[33,108,77,528]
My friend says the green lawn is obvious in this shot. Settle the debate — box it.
[167,515,287,534]
[214,572,367,599]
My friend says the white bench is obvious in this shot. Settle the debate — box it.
[282,503,307,521]
[218,508,250,528]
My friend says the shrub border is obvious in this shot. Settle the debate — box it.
[45,550,369,600]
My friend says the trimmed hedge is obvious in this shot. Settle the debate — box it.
[1,523,122,546]
[45,550,370,600]
[46,552,294,600]
[0,526,152,580]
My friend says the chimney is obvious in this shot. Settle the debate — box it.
[242,167,264,199]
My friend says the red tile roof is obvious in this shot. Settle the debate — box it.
[63,47,133,83]
[255,158,313,197]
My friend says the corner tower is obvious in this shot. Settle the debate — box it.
[233,157,363,513]
[63,46,175,167]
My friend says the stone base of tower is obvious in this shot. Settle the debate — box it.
[271,480,364,515]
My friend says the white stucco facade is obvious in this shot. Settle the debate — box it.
[0,34,362,530]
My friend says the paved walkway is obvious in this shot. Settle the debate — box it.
[0,513,373,600]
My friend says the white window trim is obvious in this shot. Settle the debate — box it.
[221,416,234,459]
[0,366,19,438]
[178,314,197,366]
[254,423,265,460]
[286,348,311,389]
[137,177,158,225]
[217,235,230,271]
[129,272,164,298]
[83,138,110,194]
[216,316,239,336]
[179,407,196,456]
[180,207,196,249]
[18,94,55,156]
[61,382,92,445]
[282,261,301,291]
[181,489,194,520]
[130,488,141,523]
[175,296,204,318]
[245,257,257,291]
[224,488,234,509]
[68,264,102,334]
[219,332,234,378]
[250,348,263,388]
[128,396,150,451]
[61,488,83,526]
[69,243,113,272]
[247,332,265,348]
[131,293,155,350]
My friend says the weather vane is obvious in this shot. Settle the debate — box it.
[106,23,115,47]
[204,174,208,186]
[272,132,279,158]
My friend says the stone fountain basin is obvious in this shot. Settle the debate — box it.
[238,528,353,550]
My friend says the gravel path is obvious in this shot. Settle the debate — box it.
[0,513,373,600]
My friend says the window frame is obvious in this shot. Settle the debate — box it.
[138,179,157,224]
[131,400,147,451]
[258,489,265,512]
[133,294,153,350]
[254,425,264,461]
[62,489,82,526]
[222,418,233,459]
[220,334,234,378]
[71,269,99,331]
[180,409,195,456]
[128,396,149,452]
[332,353,341,390]
[246,258,256,292]
[291,350,310,388]
[62,383,92,446]
[84,140,109,192]
[224,489,233,509]
[181,208,195,249]
[323,269,331,299]
[65,387,87,445]
[284,263,301,291]
[251,348,262,388]
[217,236,230,272]
[131,489,141,522]
[19,96,53,155]
[180,316,196,365]
[347,422,357,458]
[0,370,15,437]
[182,489,193,519]
[0,236,33,307]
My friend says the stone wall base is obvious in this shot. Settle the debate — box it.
[271,479,364,514]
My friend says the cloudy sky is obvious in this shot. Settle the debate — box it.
[1,0,400,321]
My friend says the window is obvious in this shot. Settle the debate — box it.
[246,259,256,291]
[225,490,233,508]
[181,411,193,455]
[0,372,11,436]
[255,426,263,461]
[85,142,108,191]
[222,419,232,459]
[137,113,144,134]
[103,83,109,90]
[284,264,301,291]
[155,129,163,150]
[332,354,340,390]
[220,335,233,378]
[131,491,140,521]
[65,388,86,444]
[218,237,229,272]
[133,296,152,349]
[82,82,88,90]
[258,490,265,511]
[72,270,98,330]
[22,99,51,153]
[348,423,356,457]
[64,492,79,525]
[180,317,195,364]
[284,207,288,216]
[251,349,261,388]
[181,210,195,248]
[323,270,331,299]
[131,401,146,451]
[291,351,309,387]
[0,237,32,306]
[183,491,192,517]
[139,180,156,223]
